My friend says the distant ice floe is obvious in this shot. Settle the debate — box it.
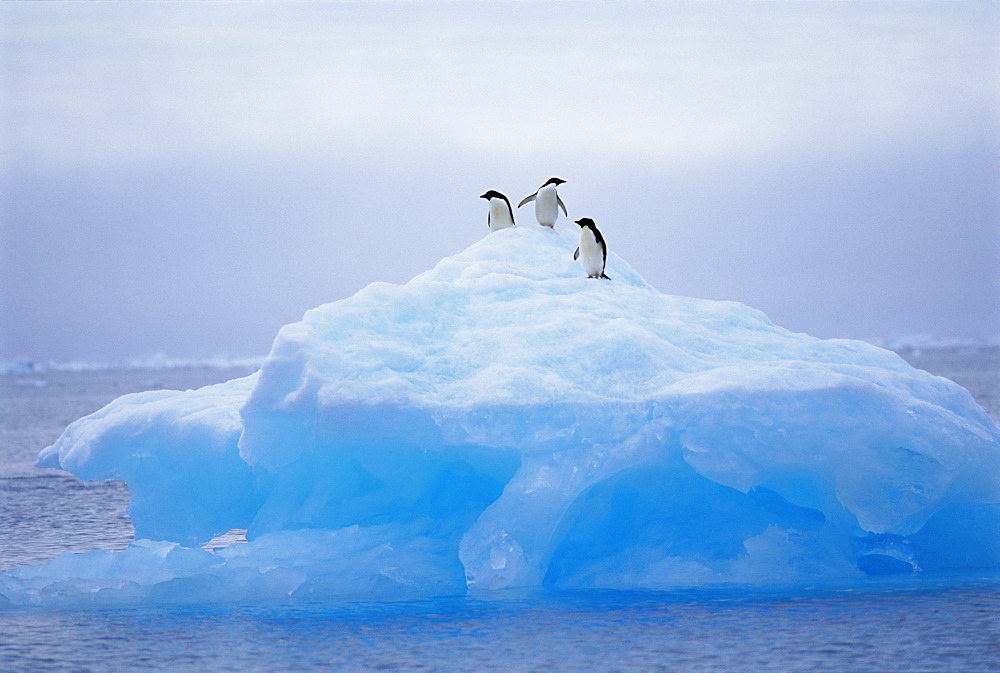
[862,335,1000,353]
[3,226,998,607]
[0,354,264,375]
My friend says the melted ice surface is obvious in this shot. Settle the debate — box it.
[8,226,998,606]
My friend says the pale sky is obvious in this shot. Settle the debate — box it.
[2,1,997,362]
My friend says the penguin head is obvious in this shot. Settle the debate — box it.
[543,177,566,187]
[575,217,596,229]
[480,190,506,201]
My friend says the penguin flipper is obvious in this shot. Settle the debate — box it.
[573,247,580,260]
[517,193,537,208]
[557,195,568,217]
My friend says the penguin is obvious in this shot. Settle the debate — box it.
[573,217,611,279]
[518,177,567,228]
[480,190,516,232]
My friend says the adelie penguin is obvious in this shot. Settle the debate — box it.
[480,190,516,232]
[518,177,567,228]
[574,218,611,279]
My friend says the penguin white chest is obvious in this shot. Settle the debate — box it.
[534,185,559,227]
[578,227,605,278]
[488,199,514,231]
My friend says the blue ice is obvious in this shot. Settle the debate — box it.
[4,226,998,606]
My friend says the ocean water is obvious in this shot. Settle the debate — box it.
[1,581,998,673]
[1,350,998,672]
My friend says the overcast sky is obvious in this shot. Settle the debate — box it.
[2,1,997,363]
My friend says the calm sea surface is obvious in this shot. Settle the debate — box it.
[0,349,997,672]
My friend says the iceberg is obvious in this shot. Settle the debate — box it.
[5,226,998,606]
